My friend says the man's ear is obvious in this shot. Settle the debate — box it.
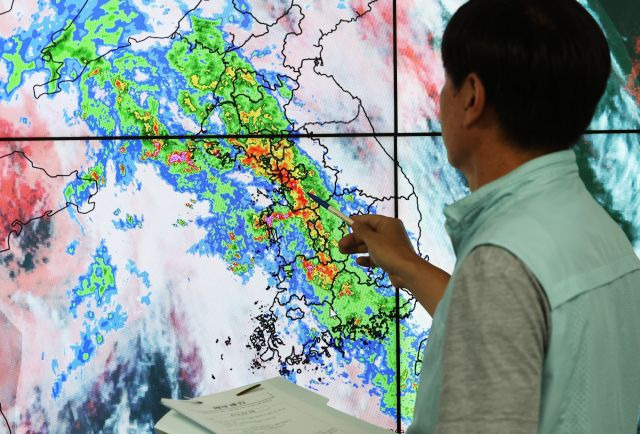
[461,72,486,129]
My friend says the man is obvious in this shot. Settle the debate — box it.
[339,0,640,432]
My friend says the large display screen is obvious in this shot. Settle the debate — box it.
[1,0,638,432]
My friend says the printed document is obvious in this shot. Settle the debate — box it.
[159,377,389,434]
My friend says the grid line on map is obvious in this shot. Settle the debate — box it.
[1,129,639,142]
[392,0,403,431]
[0,129,639,142]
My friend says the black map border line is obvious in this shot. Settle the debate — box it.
[0,0,14,16]
[32,0,205,100]
[0,150,99,254]
[0,401,10,434]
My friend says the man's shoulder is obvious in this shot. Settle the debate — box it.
[472,172,630,256]
[468,183,640,308]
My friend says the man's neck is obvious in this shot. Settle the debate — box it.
[461,141,549,191]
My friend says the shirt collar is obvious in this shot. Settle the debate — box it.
[443,149,579,253]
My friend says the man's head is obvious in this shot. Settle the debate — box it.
[439,0,611,169]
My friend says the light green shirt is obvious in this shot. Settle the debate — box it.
[407,149,640,433]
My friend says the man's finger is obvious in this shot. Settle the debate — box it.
[339,228,374,252]
[352,244,369,254]
[338,233,361,253]
[356,256,376,268]
[350,220,377,243]
[339,241,368,254]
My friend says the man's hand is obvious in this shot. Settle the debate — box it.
[338,214,451,315]
[338,215,420,288]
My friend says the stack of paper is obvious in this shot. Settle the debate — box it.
[155,377,390,434]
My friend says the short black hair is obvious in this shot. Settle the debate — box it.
[441,0,611,151]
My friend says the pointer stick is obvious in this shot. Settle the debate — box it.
[307,192,355,226]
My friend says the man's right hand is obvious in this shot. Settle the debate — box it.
[338,214,451,316]
[338,214,421,288]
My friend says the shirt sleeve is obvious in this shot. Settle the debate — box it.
[436,245,550,434]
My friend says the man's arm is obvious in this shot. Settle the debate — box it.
[436,245,550,434]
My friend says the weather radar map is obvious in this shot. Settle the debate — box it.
[0,0,639,433]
